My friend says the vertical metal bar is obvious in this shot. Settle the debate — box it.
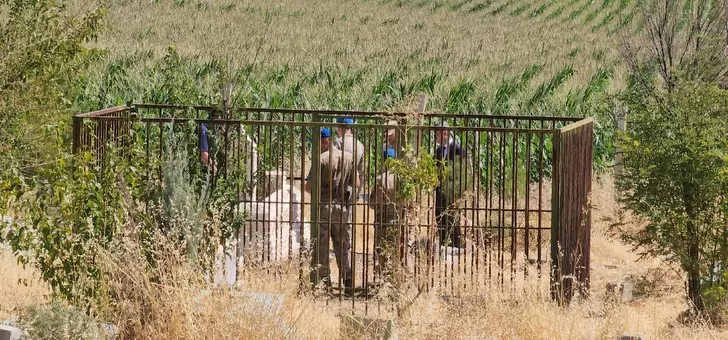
[475,130,482,290]
[289,119,295,261]
[487,129,494,285]
[158,122,163,187]
[525,132,532,281]
[299,126,306,292]
[499,131,506,288]
[309,114,321,288]
[511,132,518,286]
[538,127,545,277]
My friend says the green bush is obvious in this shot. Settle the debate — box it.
[616,80,728,317]
[1,145,125,306]
[18,300,107,340]
[0,0,105,172]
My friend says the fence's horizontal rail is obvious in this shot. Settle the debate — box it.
[129,103,584,122]
[76,105,130,118]
[81,117,561,133]
[560,117,595,133]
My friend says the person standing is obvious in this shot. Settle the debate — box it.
[383,119,398,159]
[305,128,359,295]
[433,121,465,248]
[333,116,365,207]
[369,148,400,280]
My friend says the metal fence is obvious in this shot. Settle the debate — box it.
[72,104,592,309]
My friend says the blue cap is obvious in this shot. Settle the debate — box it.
[336,117,354,124]
[385,148,396,159]
[320,128,331,139]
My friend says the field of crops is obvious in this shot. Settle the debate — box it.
[74,0,642,117]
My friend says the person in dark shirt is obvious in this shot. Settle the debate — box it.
[199,123,217,176]
[434,121,465,248]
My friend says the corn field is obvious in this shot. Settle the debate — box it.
[66,0,648,170]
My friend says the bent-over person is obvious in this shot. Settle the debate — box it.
[369,148,400,280]
[434,121,466,248]
[304,128,359,296]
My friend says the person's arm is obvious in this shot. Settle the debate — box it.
[199,125,216,174]
[368,176,381,207]
[357,154,365,194]
[304,169,313,193]
[200,151,209,164]
[456,142,466,157]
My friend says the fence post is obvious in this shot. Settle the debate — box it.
[72,116,82,154]
[414,93,427,151]
[613,101,627,178]
[550,131,563,304]
[310,113,322,287]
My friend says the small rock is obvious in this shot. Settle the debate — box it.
[619,335,642,340]
[340,314,398,340]
[0,325,22,340]
[99,323,117,339]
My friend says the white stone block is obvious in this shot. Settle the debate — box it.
[0,325,22,340]
[238,184,309,266]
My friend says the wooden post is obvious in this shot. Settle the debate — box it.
[613,101,627,178]
[550,131,562,304]
[72,116,82,154]
[222,82,233,120]
[414,93,427,151]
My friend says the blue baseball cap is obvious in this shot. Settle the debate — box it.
[336,116,354,124]
[385,148,396,159]
[320,128,331,139]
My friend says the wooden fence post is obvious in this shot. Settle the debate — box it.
[613,101,627,178]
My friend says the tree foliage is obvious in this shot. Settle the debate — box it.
[617,80,728,319]
[617,0,728,321]
[0,0,105,172]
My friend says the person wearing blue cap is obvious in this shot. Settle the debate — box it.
[368,147,400,283]
[333,117,365,248]
[304,127,359,295]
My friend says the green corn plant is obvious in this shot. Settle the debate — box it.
[525,65,575,110]
[491,64,543,115]
[468,1,493,12]
[583,0,614,24]
[530,1,557,17]
[593,0,629,31]
[566,0,594,22]
[450,0,473,11]
[446,79,476,113]
[491,1,512,15]
[510,3,532,16]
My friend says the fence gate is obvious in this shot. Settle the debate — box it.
[73,104,593,312]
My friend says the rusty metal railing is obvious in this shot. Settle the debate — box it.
[72,104,592,311]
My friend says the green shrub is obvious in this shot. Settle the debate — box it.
[19,300,107,340]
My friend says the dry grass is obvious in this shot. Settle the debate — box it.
[0,245,48,321]
[3,174,728,338]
